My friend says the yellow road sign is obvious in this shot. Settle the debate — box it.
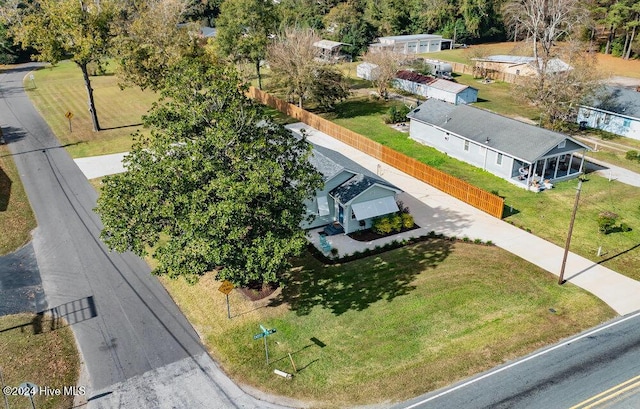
[65,111,74,119]
[218,280,234,295]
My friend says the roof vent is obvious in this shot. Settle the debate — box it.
[485,137,490,144]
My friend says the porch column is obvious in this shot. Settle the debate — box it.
[553,156,560,179]
[579,154,586,173]
[526,163,533,187]
[541,158,548,180]
[566,153,574,176]
[532,161,538,179]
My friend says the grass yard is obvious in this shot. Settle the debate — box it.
[161,241,615,408]
[0,313,79,409]
[26,61,157,158]
[0,145,37,255]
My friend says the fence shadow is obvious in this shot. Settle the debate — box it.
[32,296,98,334]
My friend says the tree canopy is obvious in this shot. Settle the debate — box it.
[3,0,115,131]
[96,57,323,285]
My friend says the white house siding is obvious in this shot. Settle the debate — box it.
[393,79,430,98]
[577,107,640,141]
[340,185,399,234]
[409,121,515,180]
[426,87,457,104]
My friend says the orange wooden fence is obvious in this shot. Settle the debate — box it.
[248,87,504,219]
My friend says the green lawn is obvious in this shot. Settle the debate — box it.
[0,314,79,409]
[0,145,37,255]
[161,242,615,408]
[26,61,157,158]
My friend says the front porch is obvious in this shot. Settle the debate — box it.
[510,153,585,191]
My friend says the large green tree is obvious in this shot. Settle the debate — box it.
[215,0,277,89]
[112,0,198,91]
[3,0,115,131]
[96,57,323,285]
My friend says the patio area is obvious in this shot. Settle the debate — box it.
[510,153,586,191]
[306,224,432,258]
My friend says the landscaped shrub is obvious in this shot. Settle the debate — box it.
[401,213,414,229]
[390,213,403,232]
[598,211,619,234]
[372,216,393,234]
[625,150,640,162]
[384,104,411,124]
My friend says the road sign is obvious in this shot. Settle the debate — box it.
[218,280,234,295]
[65,111,74,119]
[253,332,266,340]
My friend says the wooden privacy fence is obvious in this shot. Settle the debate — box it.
[247,87,504,219]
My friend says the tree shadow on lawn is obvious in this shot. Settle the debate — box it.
[331,98,390,119]
[270,238,454,316]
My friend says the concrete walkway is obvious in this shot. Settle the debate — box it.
[73,124,640,316]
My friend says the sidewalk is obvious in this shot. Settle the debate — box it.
[73,125,640,315]
[286,123,640,316]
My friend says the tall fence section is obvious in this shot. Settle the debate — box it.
[248,87,504,219]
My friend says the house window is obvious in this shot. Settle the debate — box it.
[583,110,590,118]
[623,119,631,128]
[351,210,356,220]
[558,141,566,149]
[603,114,611,124]
[463,140,470,151]
[496,153,503,165]
[479,146,486,156]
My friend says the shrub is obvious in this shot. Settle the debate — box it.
[486,240,493,246]
[372,216,393,234]
[401,213,414,229]
[384,104,411,124]
[625,150,639,161]
[462,237,470,242]
[598,211,619,234]
[390,213,403,232]
[330,248,339,257]
[474,238,483,244]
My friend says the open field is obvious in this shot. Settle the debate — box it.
[0,313,79,409]
[424,41,640,79]
[0,145,37,255]
[26,61,157,158]
[160,242,615,408]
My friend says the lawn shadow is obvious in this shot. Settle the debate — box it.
[0,165,10,211]
[270,238,453,316]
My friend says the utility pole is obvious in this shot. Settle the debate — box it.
[559,179,583,285]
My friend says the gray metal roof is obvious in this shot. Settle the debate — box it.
[407,99,590,162]
[378,34,443,43]
[585,86,640,119]
[428,79,473,94]
[330,174,380,203]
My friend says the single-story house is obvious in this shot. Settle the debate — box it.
[301,143,402,234]
[369,34,450,54]
[407,99,591,190]
[576,86,640,141]
[313,39,351,62]
[472,55,572,77]
[394,71,478,105]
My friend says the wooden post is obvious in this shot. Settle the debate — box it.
[288,353,297,372]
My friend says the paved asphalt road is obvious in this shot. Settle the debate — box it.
[0,63,290,408]
[394,311,640,409]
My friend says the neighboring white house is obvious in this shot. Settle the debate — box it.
[394,71,478,105]
[576,86,640,141]
[369,34,449,54]
[301,144,402,234]
[356,62,380,81]
[407,99,591,190]
[472,55,572,77]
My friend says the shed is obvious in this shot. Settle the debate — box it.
[356,62,381,81]
[369,34,446,54]
[577,86,640,141]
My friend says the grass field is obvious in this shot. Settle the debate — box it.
[160,242,615,408]
[0,314,79,409]
[26,62,157,158]
[0,145,37,255]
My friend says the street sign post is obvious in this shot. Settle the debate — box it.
[65,111,74,132]
[18,382,38,409]
[218,280,234,319]
[253,324,276,365]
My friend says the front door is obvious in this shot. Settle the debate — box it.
[338,205,344,224]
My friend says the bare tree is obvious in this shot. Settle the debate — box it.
[361,48,407,99]
[267,28,349,110]
[502,0,587,63]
